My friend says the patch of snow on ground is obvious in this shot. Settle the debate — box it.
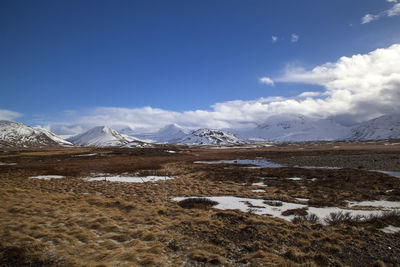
[173,196,305,219]
[252,182,267,186]
[347,200,400,209]
[374,170,400,178]
[173,196,399,223]
[30,175,65,180]
[380,225,400,234]
[294,198,309,202]
[287,177,302,181]
[85,175,173,183]
[209,144,274,149]
[73,153,98,157]
[166,150,177,153]
[0,162,16,165]
[252,189,265,193]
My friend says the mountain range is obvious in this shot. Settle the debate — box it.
[1,114,400,147]
[232,114,350,142]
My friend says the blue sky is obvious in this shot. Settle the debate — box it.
[1,0,400,133]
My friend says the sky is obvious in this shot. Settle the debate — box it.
[1,0,400,134]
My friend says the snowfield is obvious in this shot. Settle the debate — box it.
[30,175,66,180]
[173,196,400,224]
[84,175,174,183]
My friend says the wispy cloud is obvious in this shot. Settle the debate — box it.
[49,44,400,134]
[271,35,278,43]
[259,77,274,86]
[291,33,299,43]
[362,14,380,24]
[0,109,22,121]
[362,3,400,24]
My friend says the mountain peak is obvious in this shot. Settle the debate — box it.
[67,126,133,147]
[0,120,72,147]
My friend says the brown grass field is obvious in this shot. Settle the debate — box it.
[0,141,400,266]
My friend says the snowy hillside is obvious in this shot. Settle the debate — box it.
[33,126,73,146]
[233,115,350,142]
[67,126,136,147]
[126,124,188,144]
[347,114,400,140]
[127,124,243,145]
[0,120,71,147]
[150,124,189,143]
[176,128,243,145]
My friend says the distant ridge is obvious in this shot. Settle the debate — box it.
[0,120,72,147]
[2,113,400,148]
[347,114,400,140]
[232,114,350,142]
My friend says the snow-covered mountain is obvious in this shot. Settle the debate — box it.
[33,126,73,146]
[0,120,72,147]
[176,128,243,145]
[67,126,139,147]
[347,114,400,140]
[150,124,189,143]
[233,115,350,142]
[126,124,188,144]
[127,124,243,145]
[4,113,398,148]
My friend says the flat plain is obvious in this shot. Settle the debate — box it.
[1,141,400,266]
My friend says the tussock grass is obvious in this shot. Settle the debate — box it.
[0,145,399,266]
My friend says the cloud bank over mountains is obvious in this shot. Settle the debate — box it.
[5,44,400,135]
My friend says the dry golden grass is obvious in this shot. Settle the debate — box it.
[0,144,399,266]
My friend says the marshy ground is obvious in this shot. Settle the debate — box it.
[0,141,400,266]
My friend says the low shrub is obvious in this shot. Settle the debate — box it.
[282,207,308,216]
[324,210,400,226]
[292,213,320,224]
[324,211,363,225]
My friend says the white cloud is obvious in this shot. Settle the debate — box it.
[387,3,400,16]
[362,14,380,24]
[0,109,22,121]
[291,33,299,43]
[275,44,400,121]
[271,35,278,43]
[387,0,398,3]
[259,77,274,86]
[50,44,400,134]
[362,3,400,24]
